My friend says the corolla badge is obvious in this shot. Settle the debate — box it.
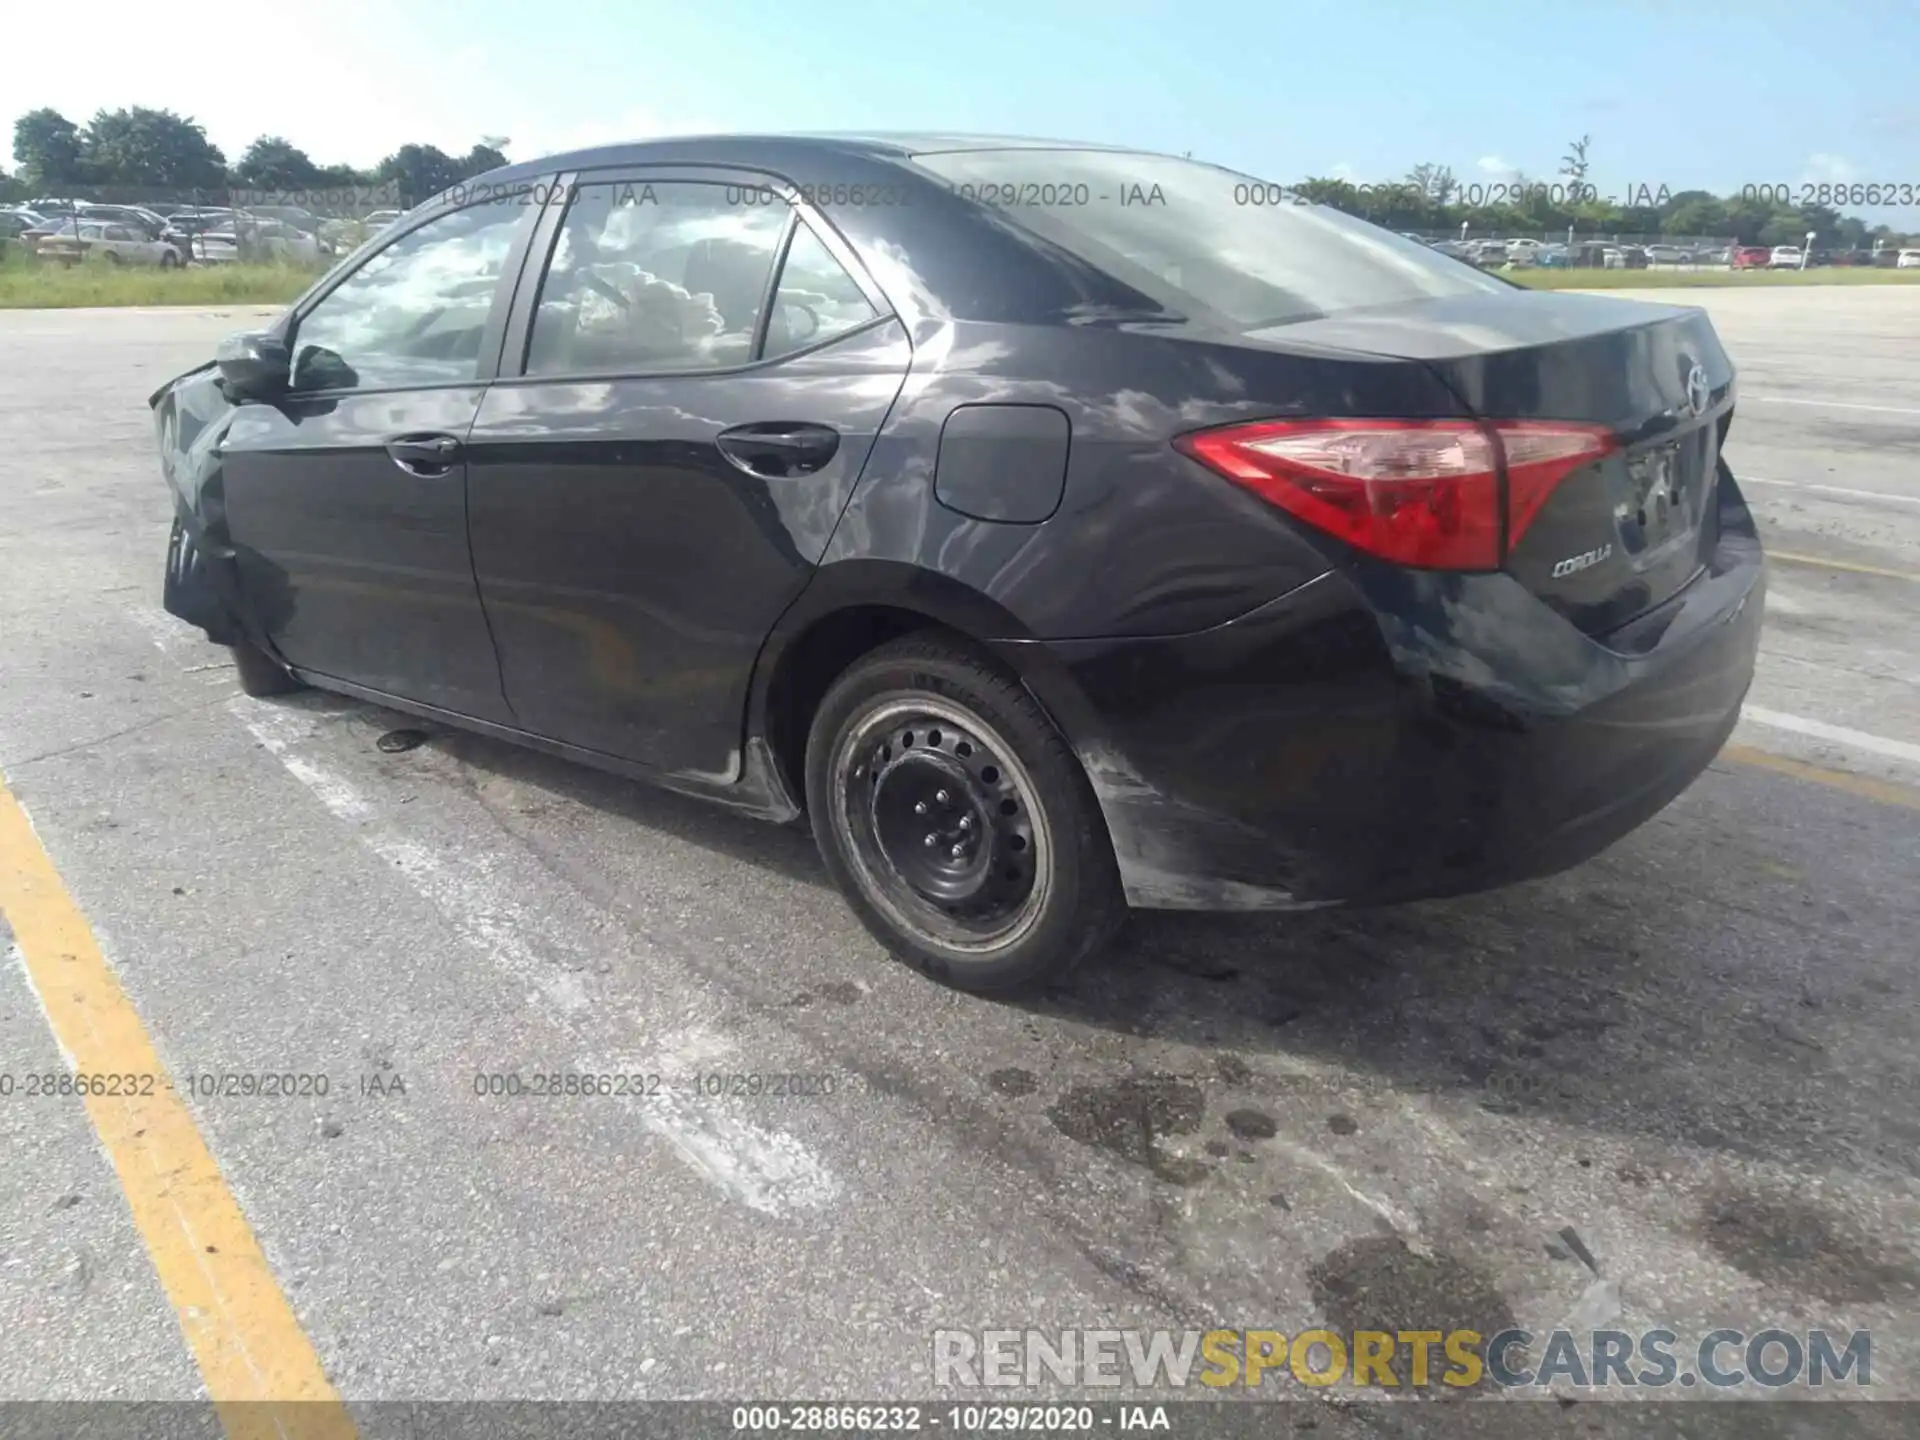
[1552,544,1613,578]
[1684,363,1711,418]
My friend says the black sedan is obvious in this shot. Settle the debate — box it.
[152,134,1765,994]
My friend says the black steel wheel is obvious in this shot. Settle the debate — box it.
[805,634,1124,994]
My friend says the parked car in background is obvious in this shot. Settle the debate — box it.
[1504,237,1546,264]
[162,208,238,259]
[1899,249,1920,269]
[1,208,48,247]
[78,204,169,239]
[256,219,322,264]
[315,208,411,253]
[189,227,241,263]
[1769,245,1804,269]
[1695,246,1732,266]
[191,218,322,265]
[24,217,83,250]
[244,204,323,235]
[1731,246,1771,269]
[36,221,180,266]
[1643,243,1690,265]
[1534,243,1570,268]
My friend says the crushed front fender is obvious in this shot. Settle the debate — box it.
[153,362,247,646]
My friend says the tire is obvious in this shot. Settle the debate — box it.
[805,633,1125,995]
[229,638,307,698]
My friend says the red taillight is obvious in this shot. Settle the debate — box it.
[1174,418,1615,571]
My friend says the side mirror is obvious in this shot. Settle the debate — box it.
[215,330,290,401]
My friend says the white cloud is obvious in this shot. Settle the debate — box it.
[1801,153,1859,184]
[1476,155,1517,176]
[1328,161,1358,181]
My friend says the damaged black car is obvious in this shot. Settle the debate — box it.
[154,134,1765,994]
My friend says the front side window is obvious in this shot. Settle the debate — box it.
[524,181,789,377]
[290,201,529,392]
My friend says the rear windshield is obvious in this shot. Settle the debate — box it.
[911,148,1511,328]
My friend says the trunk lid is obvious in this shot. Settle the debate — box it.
[1248,291,1735,635]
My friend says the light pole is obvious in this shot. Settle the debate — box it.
[1802,230,1814,271]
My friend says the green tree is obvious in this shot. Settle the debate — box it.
[1791,202,1843,245]
[1757,209,1811,246]
[459,142,509,179]
[375,143,462,204]
[1717,193,1775,244]
[1558,135,1591,188]
[1405,163,1458,205]
[312,163,374,189]
[13,108,86,190]
[1660,191,1727,237]
[1832,215,1870,248]
[81,107,228,191]
[234,136,324,191]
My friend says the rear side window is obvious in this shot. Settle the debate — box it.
[763,221,880,361]
[912,149,1510,328]
[524,181,790,377]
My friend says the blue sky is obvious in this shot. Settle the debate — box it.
[14,0,1919,221]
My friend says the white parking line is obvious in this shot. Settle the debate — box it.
[1739,475,1920,507]
[1742,393,1920,418]
[1741,706,1920,766]
[229,699,841,1218]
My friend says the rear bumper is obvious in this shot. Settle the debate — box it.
[1006,476,1766,911]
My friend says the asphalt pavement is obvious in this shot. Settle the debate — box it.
[0,288,1916,1435]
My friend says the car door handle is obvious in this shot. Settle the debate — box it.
[386,434,463,475]
[715,423,839,478]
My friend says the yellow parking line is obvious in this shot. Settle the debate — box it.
[1721,744,1920,810]
[0,775,356,1440]
[1768,550,1920,583]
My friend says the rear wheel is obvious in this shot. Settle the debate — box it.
[230,638,307,698]
[805,634,1124,995]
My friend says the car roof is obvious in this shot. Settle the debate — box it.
[474,130,1166,185]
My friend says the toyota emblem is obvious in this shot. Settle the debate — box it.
[1685,363,1711,418]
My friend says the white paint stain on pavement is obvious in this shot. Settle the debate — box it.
[1740,474,1920,508]
[229,698,840,1217]
[1741,393,1920,418]
[1742,705,1920,766]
